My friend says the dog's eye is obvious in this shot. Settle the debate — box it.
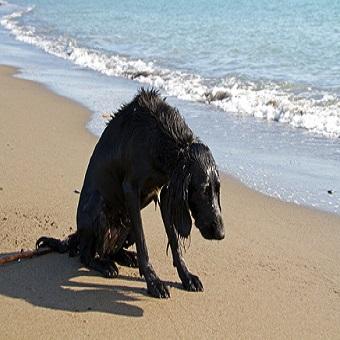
[203,184,211,195]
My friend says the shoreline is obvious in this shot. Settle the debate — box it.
[5,65,340,219]
[1,17,339,215]
[1,65,340,338]
[1,0,339,215]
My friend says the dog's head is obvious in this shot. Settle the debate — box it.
[188,143,224,240]
[160,142,224,241]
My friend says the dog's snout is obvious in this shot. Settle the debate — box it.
[214,228,225,240]
[213,215,224,240]
[198,217,225,240]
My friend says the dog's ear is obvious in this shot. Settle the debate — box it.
[160,163,192,238]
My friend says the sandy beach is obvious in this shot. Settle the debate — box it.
[1,65,340,339]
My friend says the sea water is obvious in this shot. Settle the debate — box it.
[0,0,339,214]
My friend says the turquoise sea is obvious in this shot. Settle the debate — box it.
[0,0,339,214]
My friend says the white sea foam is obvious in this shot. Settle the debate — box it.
[1,3,340,138]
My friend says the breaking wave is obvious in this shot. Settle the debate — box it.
[1,2,340,138]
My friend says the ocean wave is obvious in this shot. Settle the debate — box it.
[1,2,340,138]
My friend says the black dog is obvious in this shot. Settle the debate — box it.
[37,89,224,298]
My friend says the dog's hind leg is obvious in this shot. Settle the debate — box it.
[160,188,204,292]
[77,192,119,278]
[79,228,119,278]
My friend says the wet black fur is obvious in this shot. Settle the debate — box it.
[36,88,224,298]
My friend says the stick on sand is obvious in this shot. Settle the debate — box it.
[0,247,52,265]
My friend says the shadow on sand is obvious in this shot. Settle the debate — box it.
[0,252,148,317]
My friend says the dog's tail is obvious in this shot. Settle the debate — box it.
[36,231,79,257]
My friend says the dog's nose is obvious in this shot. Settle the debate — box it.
[215,228,225,240]
[214,216,224,240]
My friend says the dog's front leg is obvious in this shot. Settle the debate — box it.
[164,222,204,292]
[123,181,170,298]
[160,188,203,292]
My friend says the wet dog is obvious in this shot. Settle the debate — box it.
[37,88,224,298]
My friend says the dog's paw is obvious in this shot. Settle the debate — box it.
[102,263,119,278]
[147,279,170,299]
[36,237,67,252]
[114,249,138,268]
[90,259,119,279]
[36,236,49,249]
[182,273,204,292]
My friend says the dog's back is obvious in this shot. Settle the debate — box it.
[81,89,195,200]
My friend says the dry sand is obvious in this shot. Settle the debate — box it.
[0,65,340,339]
